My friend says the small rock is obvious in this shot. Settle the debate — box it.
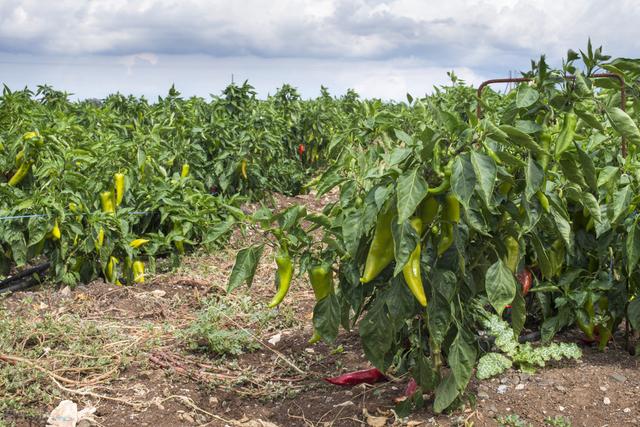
[500,377,509,384]
[209,397,219,406]
[477,392,490,400]
[77,421,93,427]
[559,406,565,412]
[487,411,495,418]
[610,373,627,383]
[604,397,611,405]
[600,386,608,392]
[623,408,631,413]
[478,385,489,392]
[489,405,498,413]
[151,290,166,298]
[519,373,531,382]
[497,385,508,394]
[59,286,72,298]
[515,383,525,391]
[267,333,282,346]
[181,413,195,423]
[555,385,566,392]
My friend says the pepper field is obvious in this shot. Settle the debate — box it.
[2,44,640,426]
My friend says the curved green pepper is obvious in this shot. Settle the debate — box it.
[268,250,294,308]
[554,112,577,156]
[361,207,395,283]
[403,217,427,306]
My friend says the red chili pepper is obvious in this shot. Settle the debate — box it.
[517,267,533,296]
[298,144,305,160]
[324,368,386,386]
[404,378,418,396]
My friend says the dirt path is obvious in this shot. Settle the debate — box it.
[1,193,640,427]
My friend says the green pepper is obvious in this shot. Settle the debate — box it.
[403,217,427,307]
[309,264,333,301]
[554,112,577,157]
[8,161,32,186]
[436,223,454,257]
[360,206,395,283]
[100,191,115,214]
[308,263,334,343]
[114,173,125,206]
[538,129,552,171]
[418,195,439,226]
[267,250,294,308]
[133,260,145,283]
[576,296,595,341]
[444,194,460,223]
[536,191,550,213]
[504,236,519,273]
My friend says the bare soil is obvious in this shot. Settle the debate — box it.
[1,192,640,427]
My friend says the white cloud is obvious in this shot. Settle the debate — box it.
[0,0,637,99]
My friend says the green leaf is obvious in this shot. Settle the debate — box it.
[427,293,452,348]
[470,151,496,209]
[627,222,640,274]
[499,125,546,155]
[451,154,476,208]
[476,353,512,380]
[434,374,459,413]
[559,152,587,188]
[611,185,632,225]
[359,300,393,370]
[525,156,544,201]
[628,299,640,330]
[575,108,604,131]
[447,330,477,391]
[313,293,341,343]
[597,166,619,188]
[516,85,539,108]
[581,193,602,225]
[396,167,428,224]
[227,244,264,292]
[575,143,597,191]
[606,107,640,147]
[485,260,517,316]
[394,129,414,146]
[511,290,526,337]
[392,218,420,276]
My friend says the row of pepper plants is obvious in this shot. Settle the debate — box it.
[0,83,356,285]
[229,44,640,412]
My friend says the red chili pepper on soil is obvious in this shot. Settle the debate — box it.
[324,368,386,386]
[517,267,533,296]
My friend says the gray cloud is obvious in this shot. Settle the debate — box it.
[0,0,638,100]
[1,0,637,64]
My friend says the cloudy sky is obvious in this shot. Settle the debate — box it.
[1,0,638,100]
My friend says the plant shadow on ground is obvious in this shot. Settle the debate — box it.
[1,193,640,427]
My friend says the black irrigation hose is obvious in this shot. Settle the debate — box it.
[0,262,50,294]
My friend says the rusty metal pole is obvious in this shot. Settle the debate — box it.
[476,73,627,156]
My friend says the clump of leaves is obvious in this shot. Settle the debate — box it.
[181,299,260,356]
[476,313,581,380]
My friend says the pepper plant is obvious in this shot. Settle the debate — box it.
[228,44,640,412]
